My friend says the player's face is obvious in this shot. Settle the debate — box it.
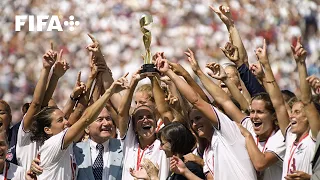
[48,109,68,136]
[290,102,309,134]
[159,136,173,157]
[250,100,275,136]
[0,103,11,131]
[219,66,241,95]
[0,134,8,163]
[88,108,115,143]
[134,91,154,108]
[133,106,157,140]
[189,109,214,140]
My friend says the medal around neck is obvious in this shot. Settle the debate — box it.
[140,14,157,73]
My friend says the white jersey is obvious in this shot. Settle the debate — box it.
[121,119,169,180]
[208,106,257,180]
[242,118,286,180]
[16,119,40,170]
[203,145,214,176]
[282,127,316,180]
[0,162,26,180]
[38,129,77,180]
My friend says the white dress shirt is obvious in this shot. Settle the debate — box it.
[89,139,110,180]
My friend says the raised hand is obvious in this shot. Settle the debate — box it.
[111,73,129,93]
[255,39,269,65]
[155,56,171,74]
[220,42,239,62]
[249,62,265,80]
[184,48,200,72]
[71,72,86,100]
[42,42,57,69]
[206,62,227,81]
[87,34,105,64]
[167,61,187,76]
[165,91,179,106]
[306,75,320,94]
[291,36,307,63]
[210,5,234,27]
[53,49,70,78]
[170,156,188,175]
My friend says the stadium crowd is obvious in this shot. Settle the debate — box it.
[0,0,320,180]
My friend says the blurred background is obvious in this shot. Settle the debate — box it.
[0,0,319,124]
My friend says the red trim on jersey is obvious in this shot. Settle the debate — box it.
[286,133,309,174]
[256,130,274,152]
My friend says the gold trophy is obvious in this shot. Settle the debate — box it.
[140,14,157,73]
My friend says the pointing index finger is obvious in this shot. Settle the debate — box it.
[59,49,63,62]
[77,71,81,85]
[50,42,54,51]
[87,33,97,43]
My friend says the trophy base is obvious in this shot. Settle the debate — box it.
[141,64,158,73]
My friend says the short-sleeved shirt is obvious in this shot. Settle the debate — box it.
[38,129,77,180]
[121,119,169,180]
[16,120,40,170]
[282,127,316,180]
[206,106,257,180]
[242,118,286,180]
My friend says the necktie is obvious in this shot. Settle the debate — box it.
[93,144,104,180]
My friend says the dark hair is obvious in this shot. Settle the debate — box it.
[157,122,196,155]
[22,102,30,115]
[281,90,296,103]
[251,92,275,115]
[30,106,59,145]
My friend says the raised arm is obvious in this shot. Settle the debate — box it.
[62,72,86,118]
[87,34,122,111]
[117,70,143,138]
[155,57,219,128]
[63,74,128,149]
[255,39,290,136]
[42,49,69,107]
[151,76,174,125]
[221,42,265,96]
[292,37,320,138]
[206,62,249,111]
[168,61,210,103]
[210,5,248,67]
[23,48,56,131]
[184,49,246,123]
[67,61,100,126]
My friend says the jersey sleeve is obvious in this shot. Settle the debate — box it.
[211,106,243,144]
[121,117,136,155]
[265,130,286,161]
[17,119,32,147]
[39,129,69,166]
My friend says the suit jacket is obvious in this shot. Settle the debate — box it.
[74,138,123,180]
[312,133,320,180]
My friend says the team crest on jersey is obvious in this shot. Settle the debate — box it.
[295,143,305,155]
[6,152,13,161]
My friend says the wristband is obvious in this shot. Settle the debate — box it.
[70,95,79,101]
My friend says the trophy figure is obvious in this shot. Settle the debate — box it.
[140,14,157,73]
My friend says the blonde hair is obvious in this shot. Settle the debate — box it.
[135,84,154,102]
